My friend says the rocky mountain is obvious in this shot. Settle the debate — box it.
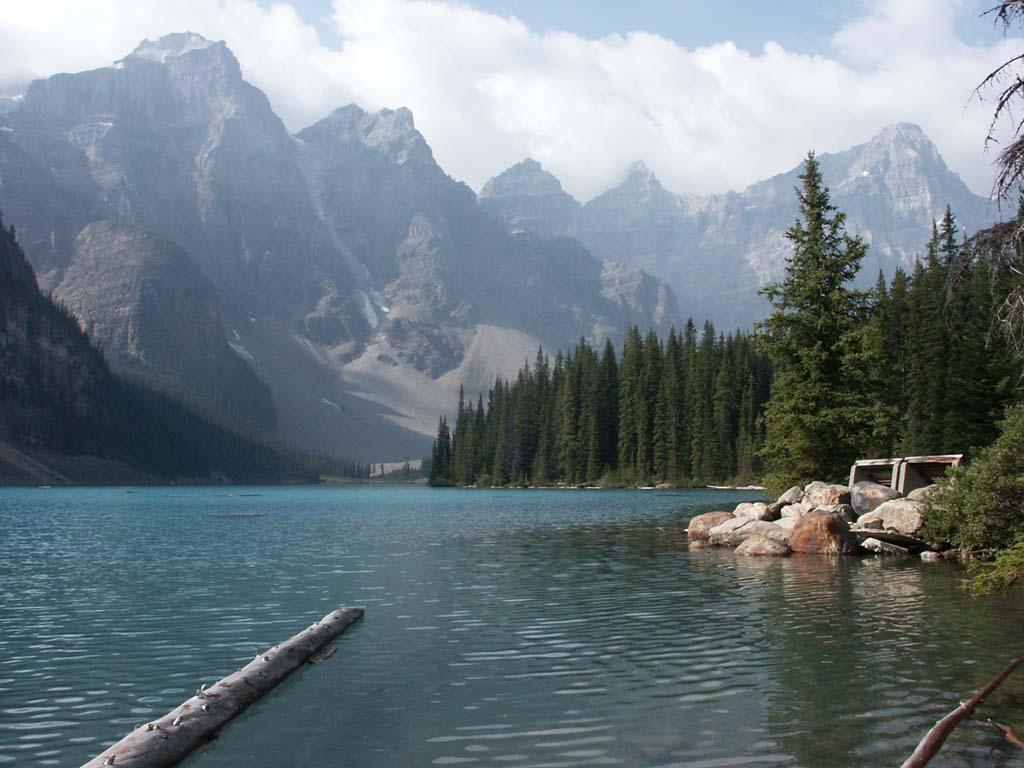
[479,158,580,238]
[0,33,679,460]
[0,209,365,484]
[56,221,275,427]
[481,125,993,330]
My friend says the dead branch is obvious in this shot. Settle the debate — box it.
[988,717,1024,748]
[900,655,1024,768]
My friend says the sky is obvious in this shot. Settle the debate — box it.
[1,0,1021,200]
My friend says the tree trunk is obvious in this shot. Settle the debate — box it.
[80,607,364,768]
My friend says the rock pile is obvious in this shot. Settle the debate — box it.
[687,480,942,558]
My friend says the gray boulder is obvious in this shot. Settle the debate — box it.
[775,516,800,532]
[804,481,851,507]
[781,501,814,518]
[851,481,901,516]
[876,499,928,536]
[777,486,804,506]
[735,502,774,521]
[851,512,884,531]
[735,535,791,557]
[709,518,788,548]
[687,511,735,541]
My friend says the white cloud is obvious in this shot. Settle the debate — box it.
[0,0,1020,199]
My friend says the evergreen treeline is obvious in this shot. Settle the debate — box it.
[871,209,1018,456]
[432,157,1022,491]
[0,211,370,484]
[431,325,772,487]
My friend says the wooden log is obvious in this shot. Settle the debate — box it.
[900,655,1024,768]
[80,607,364,768]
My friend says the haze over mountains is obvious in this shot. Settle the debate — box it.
[0,32,997,460]
[481,124,993,330]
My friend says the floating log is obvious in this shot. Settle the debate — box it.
[900,655,1024,768]
[80,607,364,768]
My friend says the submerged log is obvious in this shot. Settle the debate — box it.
[900,655,1024,768]
[80,607,364,768]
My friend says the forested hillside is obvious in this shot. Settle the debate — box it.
[431,327,772,487]
[433,177,1022,489]
[0,212,369,484]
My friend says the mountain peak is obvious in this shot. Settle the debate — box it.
[298,104,434,169]
[478,158,579,238]
[125,32,219,64]
[623,160,660,186]
[875,122,928,143]
[480,158,569,199]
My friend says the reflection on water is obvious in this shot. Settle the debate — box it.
[0,486,1021,768]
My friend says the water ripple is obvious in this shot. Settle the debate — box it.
[1,487,1022,767]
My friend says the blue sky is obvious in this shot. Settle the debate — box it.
[2,0,1020,198]
[290,0,1002,57]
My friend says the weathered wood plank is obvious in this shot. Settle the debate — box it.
[80,607,364,768]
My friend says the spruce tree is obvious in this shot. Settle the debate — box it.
[758,151,870,494]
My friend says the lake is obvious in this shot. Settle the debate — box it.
[0,486,1022,768]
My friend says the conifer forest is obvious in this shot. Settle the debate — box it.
[431,155,1023,489]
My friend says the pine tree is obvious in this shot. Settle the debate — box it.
[597,339,619,475]
[758,151,871,494]
[428,415,453,485]
[617,326,642,478]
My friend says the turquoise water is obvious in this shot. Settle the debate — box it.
[1,486,1022,768]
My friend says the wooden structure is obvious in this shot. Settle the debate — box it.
[80,607,364,768]
[849,454,965,495]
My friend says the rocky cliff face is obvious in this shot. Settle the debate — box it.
[483,125,992,330]
[56,221,275,427]
[0,33,680,459]
[478,158,580,238]
[295,103,681,372]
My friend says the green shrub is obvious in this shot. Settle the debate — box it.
[964,539,1024,596]
[925,404,1024,552]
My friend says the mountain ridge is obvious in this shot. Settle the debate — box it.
[480,121,992,328]
[0,32,680,460]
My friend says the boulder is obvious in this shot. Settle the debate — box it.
[733,502,755,516]
[804,481,851,507]
[789,510,859,555]
[709,518,788,548]
[861,537,910,555]
[907,485,939,503]
[766,501,786,519]
[876,499,927,536]
[775,516,799,532]
[781,501,814,518]
[777,485,805,506]
[687,511,734,541]
[920,551,942,563]
[736,502,774,521]
[852,519,883,532]
[853,508,885,529]
[735,535,791,557]
[851,481,901,516]
[816,504,857,523]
